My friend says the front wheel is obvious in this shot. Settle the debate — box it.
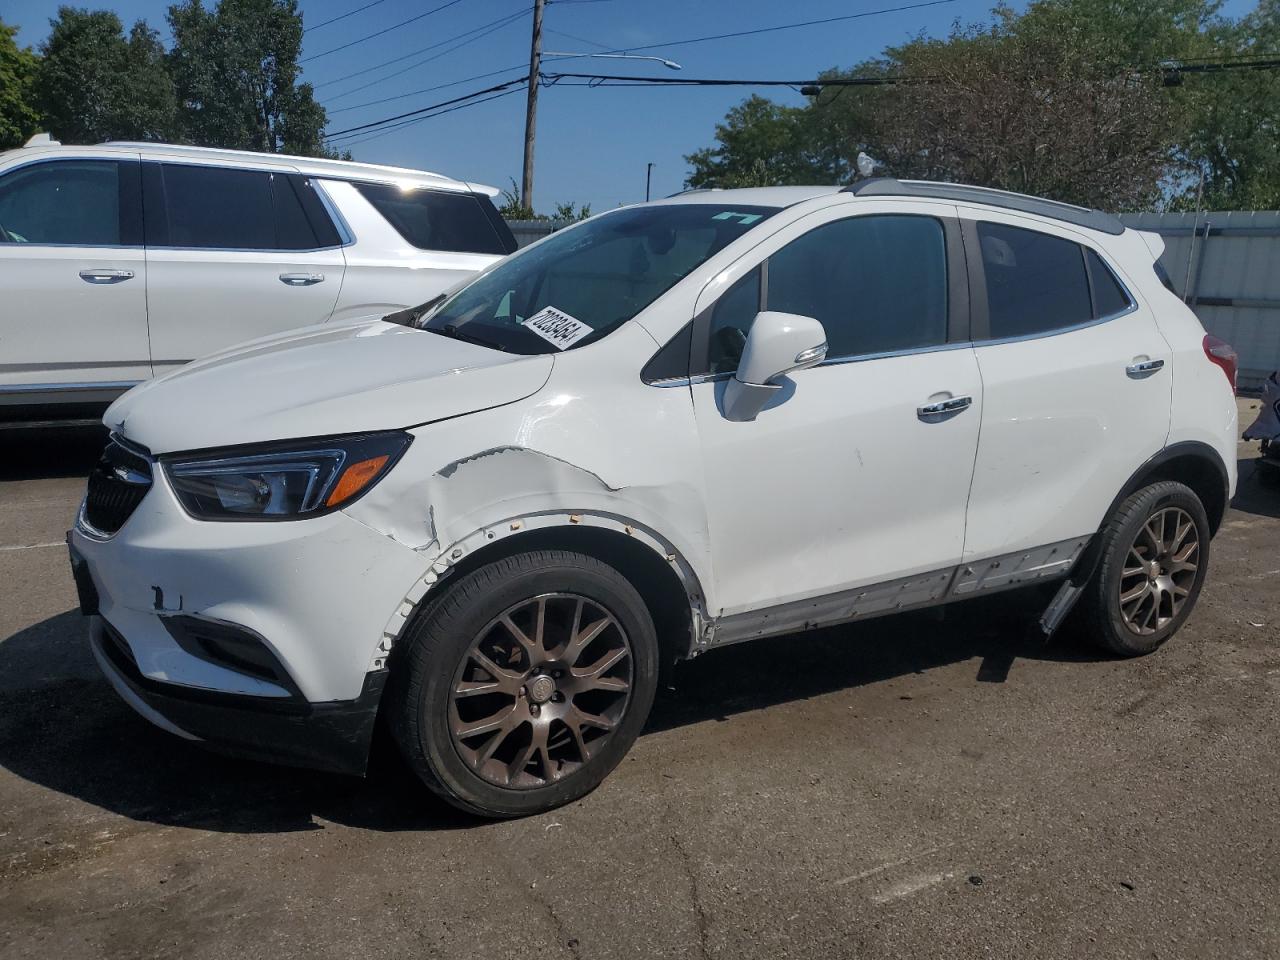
[1075,480,1211,657]
[387,550,659,818]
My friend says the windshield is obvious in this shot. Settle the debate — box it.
[417,204,776,354]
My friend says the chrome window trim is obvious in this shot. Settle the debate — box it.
[971,301,1139,348]
[0,155,135,250]
[817,339,974,367]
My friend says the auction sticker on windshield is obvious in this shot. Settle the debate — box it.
[522,306,593,350]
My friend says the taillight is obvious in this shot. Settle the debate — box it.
[1203,334,1238,392]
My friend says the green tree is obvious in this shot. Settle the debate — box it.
[35,7,176,144]
[0,20,41,149]
[168,0,328,156]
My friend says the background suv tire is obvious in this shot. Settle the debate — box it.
[387,550,659,818]
[1075,480,1211,657]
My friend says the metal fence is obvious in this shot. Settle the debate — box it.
[1119,211,1280,391]
[506,212,1280,390]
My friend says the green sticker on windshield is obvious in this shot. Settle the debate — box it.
[712,211,763,225]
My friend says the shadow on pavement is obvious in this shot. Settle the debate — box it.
[0,586,1100,835]
[0,425,107,482]
[1231,456,1280,520]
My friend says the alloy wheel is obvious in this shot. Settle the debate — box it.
[448,593,633,789]
[1117,506,1200,636]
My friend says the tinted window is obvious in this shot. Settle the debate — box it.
[356,183,508,255]
[272,175,321,250]
[978,222,1092,338]
[704,215,948,373]
[160,164,276,249]
[420,204,775,355]
[0,160,120,245]
[1086,248,1133,317]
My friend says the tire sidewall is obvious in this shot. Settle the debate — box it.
[1098,483,1211,655]
[410,556,659,818]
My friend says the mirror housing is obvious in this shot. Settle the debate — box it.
[722,311,827,422]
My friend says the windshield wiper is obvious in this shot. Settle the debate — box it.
[426,323,507,352]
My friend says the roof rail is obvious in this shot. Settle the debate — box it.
[842,178,1125,236]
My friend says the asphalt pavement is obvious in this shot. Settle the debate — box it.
[1,402,1277,960]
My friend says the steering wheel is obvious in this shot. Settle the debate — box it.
[712,326,748,369]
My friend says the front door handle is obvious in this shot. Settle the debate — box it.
[279,272,325,286]
[918,395,973,419]
[1126,358,1165,376]
[79,269,135,284]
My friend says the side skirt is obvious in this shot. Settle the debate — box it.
[706,536,1090,649]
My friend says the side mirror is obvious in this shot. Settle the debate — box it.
[722,311,827,422]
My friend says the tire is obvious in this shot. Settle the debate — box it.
[387,550,659,818]
[1075,480,1211,657]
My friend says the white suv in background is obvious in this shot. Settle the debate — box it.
[69,180,1239,818]
[0,135,514,426]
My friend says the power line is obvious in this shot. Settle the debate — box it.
[322,14,529,106]
[327,63,530,114]
[304,0,390,33]
[325,78,529,139]
[544,27,612,50]
[314,6,531,92]
[336,87,527,148]
[301,0,467,64]
[572,0,960,56]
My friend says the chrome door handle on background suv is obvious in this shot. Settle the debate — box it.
[78,269,135,284]
[279,273,325,286]
[1126,358,1166,377]
[917,395,973,419]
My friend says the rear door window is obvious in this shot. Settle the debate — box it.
[977,222,1093,338]
[0,160,126,246]
[355,182,514,255]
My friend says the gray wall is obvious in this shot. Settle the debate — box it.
[505,219,569,248]
[1119,211,1280,391]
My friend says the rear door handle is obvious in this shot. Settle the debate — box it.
[279,272,325,286]
[1126,358,1165,376]
[79,269,135,284]
[917,395,973,418]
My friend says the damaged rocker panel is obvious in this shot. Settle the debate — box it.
[706,536,1090,648]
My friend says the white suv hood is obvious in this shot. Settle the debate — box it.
[106,319,553,454]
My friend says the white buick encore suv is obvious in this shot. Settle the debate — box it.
[0,135,514,427]
[68,180,1240,818]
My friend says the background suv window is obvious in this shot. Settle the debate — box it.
[355,183,514,255]
[704,214,949,374]
[977,221,1094,338]
[153,164,338,250]
[0,160,121,245]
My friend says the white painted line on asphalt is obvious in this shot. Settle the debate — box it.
[833,844,953,886]
[0,542,65,552]
[871,871,954,904]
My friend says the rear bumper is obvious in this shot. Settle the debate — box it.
[91,616,386,776]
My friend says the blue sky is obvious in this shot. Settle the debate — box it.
[4,0,1260,211]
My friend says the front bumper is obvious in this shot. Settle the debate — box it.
[90,617,386,775]
[69,444,432,774]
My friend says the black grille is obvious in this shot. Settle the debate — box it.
[84,438,153,535]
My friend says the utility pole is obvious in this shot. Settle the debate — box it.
[520,0,545,213]
[645,162,654,202]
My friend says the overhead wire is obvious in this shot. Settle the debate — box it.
[304,0,390,33]
[301,0,467,63]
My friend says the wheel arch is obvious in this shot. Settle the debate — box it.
[374,514,708,675]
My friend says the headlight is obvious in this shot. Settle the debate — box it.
[164,432,411,520]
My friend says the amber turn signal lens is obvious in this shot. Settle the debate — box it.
[326,455,390,507]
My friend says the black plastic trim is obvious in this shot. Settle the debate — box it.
[94,619,386,776]
[161,615,305,699]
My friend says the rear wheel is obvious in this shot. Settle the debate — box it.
[1075,481,1210,657]
[387,550,659,818]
